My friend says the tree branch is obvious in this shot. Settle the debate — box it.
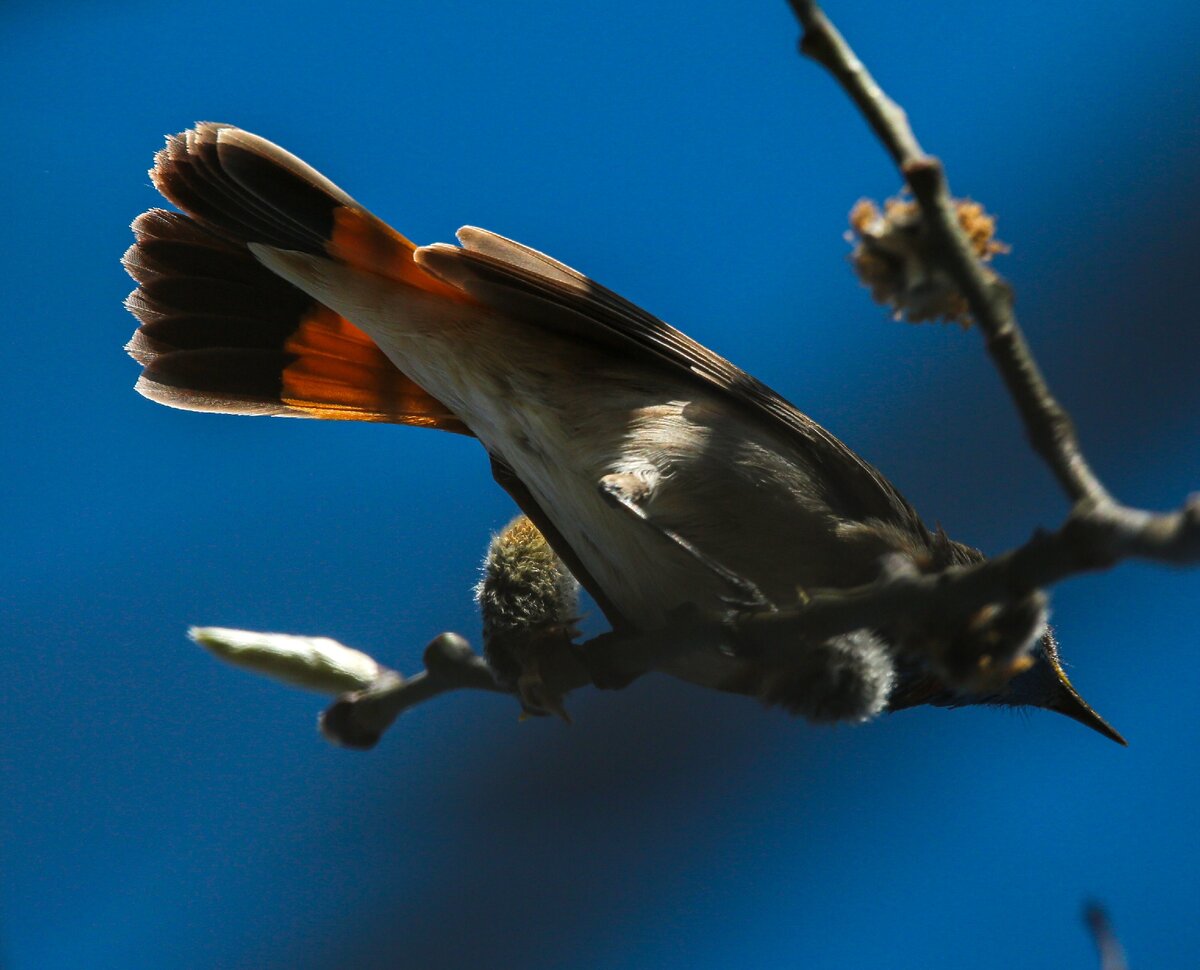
[786,0,924,168]
[320,633,506,749]
[316,609,724,749]
[284,483,1193,749]
[787,0,1111,507]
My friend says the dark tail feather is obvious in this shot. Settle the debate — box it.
[124,125,472,431]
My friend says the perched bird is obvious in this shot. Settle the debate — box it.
[123,123,1123,742]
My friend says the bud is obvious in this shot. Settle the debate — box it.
[190,626,381,695]
[848,194,1008,324]
[475,515,580,719]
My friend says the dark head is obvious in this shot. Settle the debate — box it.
[889,628,1126,745]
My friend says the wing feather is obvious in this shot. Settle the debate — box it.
[420,229,926,530]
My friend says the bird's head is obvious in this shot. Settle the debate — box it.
[889,627,1126,745]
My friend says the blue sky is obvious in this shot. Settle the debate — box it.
[2,1,1198,967]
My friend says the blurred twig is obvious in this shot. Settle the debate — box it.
[1084,903,1129,970]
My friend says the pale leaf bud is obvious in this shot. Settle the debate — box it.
[190,626,381,695]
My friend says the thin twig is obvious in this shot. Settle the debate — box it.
[785,0,924,167]
[318,610,723,748]
[733,499,1200,679]
[787,0,1110,507]
[320,633,506,749]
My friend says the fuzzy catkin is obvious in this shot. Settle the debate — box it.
[475,515,579,686]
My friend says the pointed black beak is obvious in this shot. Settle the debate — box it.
[1046,654,1127,746]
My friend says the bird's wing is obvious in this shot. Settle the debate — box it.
[127,123,928,582]
[419,228,927,531]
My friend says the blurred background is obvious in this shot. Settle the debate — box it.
[2,1,1197,967]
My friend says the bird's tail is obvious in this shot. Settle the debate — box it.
[123,123,470,431]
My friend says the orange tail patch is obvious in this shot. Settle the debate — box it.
[125,207,470,433]
[281,305,467,430]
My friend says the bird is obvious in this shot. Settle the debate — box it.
[122,122,1124,743]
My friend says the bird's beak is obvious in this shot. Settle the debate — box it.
[1045,651,1127,746]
